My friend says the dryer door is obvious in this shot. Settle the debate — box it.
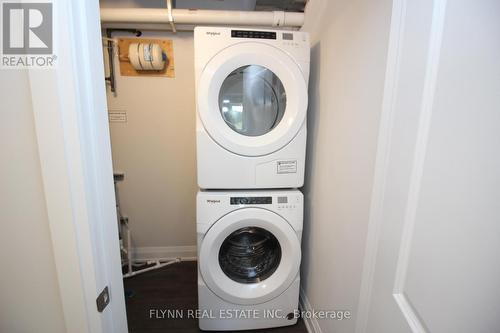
[199,208,301,305]
[197,42,308,157]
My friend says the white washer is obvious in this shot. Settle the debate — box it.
[197,189,303,331]
[195,27,310,189]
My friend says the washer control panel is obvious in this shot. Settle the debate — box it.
[277,195,299,210]
[230,196,272,205]
[228,195,300,210]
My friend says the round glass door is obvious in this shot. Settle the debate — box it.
[197,42,308,156]
[199,208,301,305]
[219,226,281,283]
[219,65,286,136]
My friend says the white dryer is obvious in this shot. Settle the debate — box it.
[197,190,303,331]
[194,27,310,189]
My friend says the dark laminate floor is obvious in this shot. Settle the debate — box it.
[124,261,308,333]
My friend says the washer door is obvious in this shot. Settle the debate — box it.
[197,42,308,157]
[199,208,301,305]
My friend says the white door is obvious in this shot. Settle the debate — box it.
[199,208,301,304]
[29,0,127,332]
[357,0,500,332]
[197,43,308,156]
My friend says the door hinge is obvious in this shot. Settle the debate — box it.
[96,286,110,312]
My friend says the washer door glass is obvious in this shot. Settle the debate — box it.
[219,65,286,136]
[199,207,301,304]
[219,226,281,283]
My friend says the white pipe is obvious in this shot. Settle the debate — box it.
[100,8,304,28]
[122,258,180,279]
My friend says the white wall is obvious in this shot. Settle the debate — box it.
[0,71,66,333]
[105,31,197,256]
[300,0,393,331]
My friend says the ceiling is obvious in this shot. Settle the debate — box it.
[255,0,306,12]
[100,0,307,12]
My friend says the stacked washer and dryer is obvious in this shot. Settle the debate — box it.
[194,26,309,331]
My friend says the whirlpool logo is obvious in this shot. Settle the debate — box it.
[206,199,221,204]
[205,31,221,36]
[1,0,56,68]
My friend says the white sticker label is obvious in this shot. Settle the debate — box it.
[143,44,153,61]
[108,110,127,123]
[277,160,297,174]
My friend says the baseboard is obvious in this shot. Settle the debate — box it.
[132,245,197,261]
[299,287,323,333]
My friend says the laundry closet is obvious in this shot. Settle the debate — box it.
[86,0,500,331]
[101,1,311,332]
[3,0,498,332]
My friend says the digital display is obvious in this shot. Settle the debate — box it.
[277,196,288,204]
[282,33,294,40]
[231,30,277,40]
[230,197,272,205]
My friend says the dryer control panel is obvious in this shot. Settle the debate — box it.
[227,28,309,58]
[231,30,277,40]
[230,29,304,44]
[195,26,310,68]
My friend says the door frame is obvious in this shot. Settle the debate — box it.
[354,0,408,331]
[29,0,127,332]
[355,0,448,332]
